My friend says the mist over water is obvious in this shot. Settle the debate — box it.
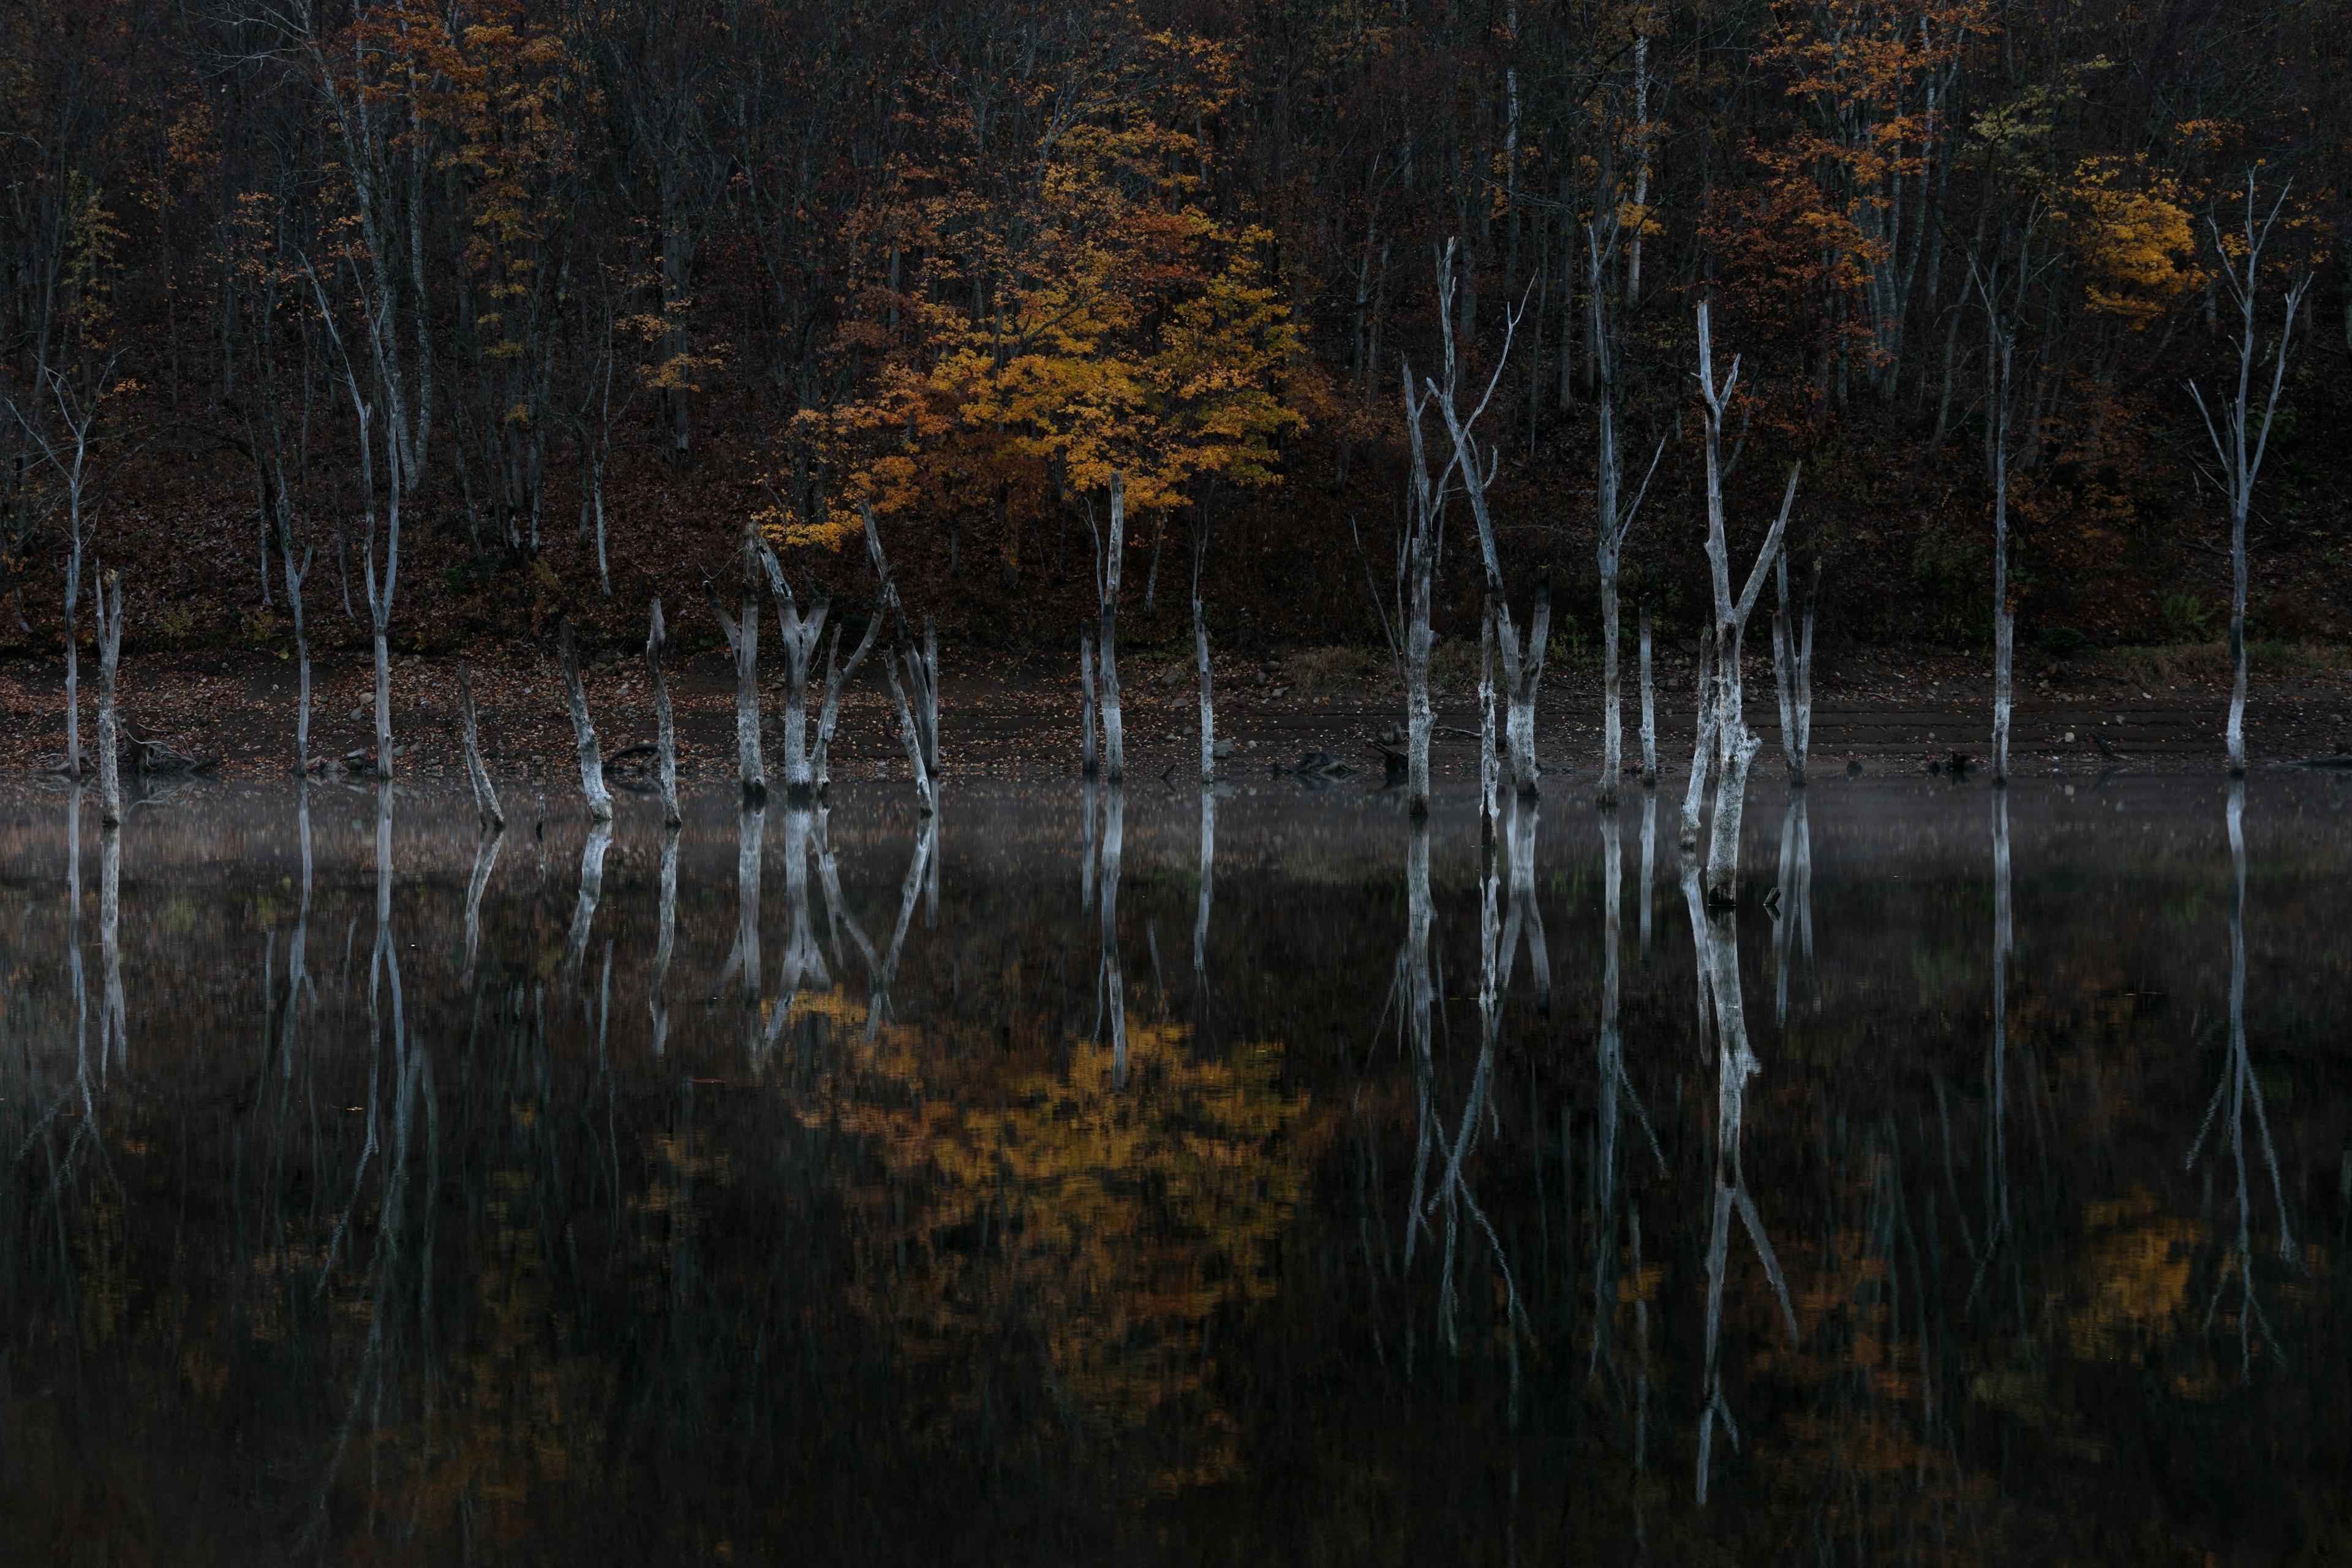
[2,772,2346,1563]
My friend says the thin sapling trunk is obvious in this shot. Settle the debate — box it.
[1638,601,1657,785]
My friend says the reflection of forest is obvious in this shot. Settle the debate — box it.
[1,777,2346,1564]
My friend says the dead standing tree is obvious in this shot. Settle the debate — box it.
[557,620,614,822]
[862,503,940,811]
[458,663,504,830]
[94,566,123,824]
[306,257,404,778]
[755,540,829,801]
[2187,175,2313,777]
[1692,300,1798,903]
[1426,241,1545,796]
[703,519,766,803]
[1770,555,1815,784]
[6,356,115,778]
[1080,473,1131,783]
[644,599,681,826]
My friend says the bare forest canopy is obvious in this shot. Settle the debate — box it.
[4,0,2348,662]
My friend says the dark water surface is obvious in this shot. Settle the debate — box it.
[2,769,2347,1564]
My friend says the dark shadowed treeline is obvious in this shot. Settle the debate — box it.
[3,0,2348,662]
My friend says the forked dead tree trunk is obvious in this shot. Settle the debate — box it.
[703,526,765,802]
[2187,174,2313,778]
[646,599,680,826]
[95,568,124,826]
[1390,363,1459,815]
[756,541,830,800]
[1694,300,1800,903]
[459,662,504,829]
[280,529,316,772]
[1597,442,1665,803]
[558,620,613,822]
[862,503,940,806]
[809,601,883,796]
[1427,241,1539,793]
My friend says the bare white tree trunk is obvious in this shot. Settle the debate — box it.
[100,820,124,1068]
[1770,556,1813,784]
[1396,367,1449,815]
[862,505,940,804]
[1479,603,1502,840]
[62,549,82,778]
[459,662,504,829]
[810,603,882,796]
[558,620,613,822]
[1095,472,1129,783]
[461,819,501,987]
[95,569,123,826]
[1194,591,1216,783]
[1680,628,1717,851]
[1493,575,1553,796]
[756,541,830,799]
[282,537,315,772]
[1694,300,1800,902]
[1425,241,1534,796]
[883,652,937,815]
[646,599,680,826]
[2187,175,2312,778]
[704,545,765,802]
[1079,629,1099,777]
[1638,602,1657,785]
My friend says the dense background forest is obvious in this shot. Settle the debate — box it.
[4,0,2348,663]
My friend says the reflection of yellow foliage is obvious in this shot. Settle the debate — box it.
[793,986,1314,1491]
[2065,1187,2201,1360]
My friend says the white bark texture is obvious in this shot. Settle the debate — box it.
[95,569,123,825]
[1079,630,1099,777]
[1680,625,1717,851]
[758,542,829,797]
[1097,473,1128,782]
[1694,300,1799,902]
[459,662,504,829]
[1194,592,1215,783]
[810,603,883,794]
[646,600,680,826]
[1638,603,1657,785]
[558,620,614,822]
[704,554,765,801]
[1100,785,1128,1089]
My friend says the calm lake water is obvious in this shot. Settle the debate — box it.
[2,770,2346,1564]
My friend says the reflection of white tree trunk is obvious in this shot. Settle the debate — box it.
[862,809,937,1046]
[459,663,504,829]
[649,823,679,1056]
[713,801,764,1007]
[1101,786,1128,1088]
[1193,785,1216,980]
[99,821,125,1071]
[1638,785,1657,965]
[1773,791,1812,1027]
[2187,780,2299,1370]
[762,806,831,1065]
[461,823,502,987]
[1695,900,1798,1505]
[1638,603,1658,787]
[563,820,612,987]
[1967,789,2014,1311]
